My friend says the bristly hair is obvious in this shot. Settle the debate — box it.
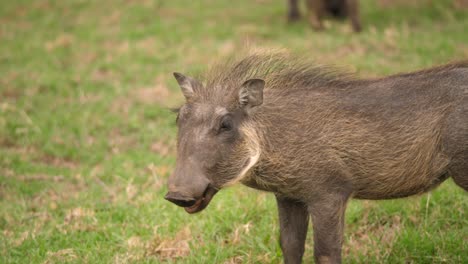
[175,50,467,110]
[193,50,355,108]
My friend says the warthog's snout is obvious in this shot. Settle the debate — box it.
[164,185,219,214]
[164,192,197,208]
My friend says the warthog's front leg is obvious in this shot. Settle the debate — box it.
[276,196,309,264]
[308,193,349,264]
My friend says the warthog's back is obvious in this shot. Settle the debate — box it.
[252,62,468,199]
[337,66,468,199]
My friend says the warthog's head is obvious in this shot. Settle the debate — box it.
[164,72,264,213]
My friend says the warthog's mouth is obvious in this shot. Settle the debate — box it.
[184,185,219,214]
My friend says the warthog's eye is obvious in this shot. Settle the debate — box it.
[219,116,233,132]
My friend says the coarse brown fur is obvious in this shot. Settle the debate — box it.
[166,51,468,263]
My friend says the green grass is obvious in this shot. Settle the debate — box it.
[0,0,467,263]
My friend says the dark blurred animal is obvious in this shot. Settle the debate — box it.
[165,52,468,263]
[288,0,362,32]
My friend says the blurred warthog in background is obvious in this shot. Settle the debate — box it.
[288,0,362,32]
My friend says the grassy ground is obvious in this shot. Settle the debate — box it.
[1,0,467,263]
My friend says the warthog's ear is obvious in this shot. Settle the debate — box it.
[239,79,265,111]
[173,72,200,100]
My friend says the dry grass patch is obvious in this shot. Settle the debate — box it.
[44,248,77,264]
[12,231,31,247]
[345,214,402,261]
[130,73,182,107]
[145,226,192,260]
[32,151,79,170]
[115,226,193,262]
[231,222,252,245]
[17,174,65,182]
[150,139,175,157]
[58,207,97,233]
[146,162,171,180]
[224,256,244,264]
[132,76,171,105]
[109,76,179,118]
[45,33,75,51]
[108,128,137,154]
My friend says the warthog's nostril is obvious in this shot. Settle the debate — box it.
[164,192,197,208]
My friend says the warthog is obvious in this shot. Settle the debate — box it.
[287,0,362,32]
[165,52,467,263]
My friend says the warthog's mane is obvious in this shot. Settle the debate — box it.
[183,51,467,109]
[195,51,355,107]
